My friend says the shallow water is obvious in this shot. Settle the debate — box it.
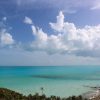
[0,66,100,97]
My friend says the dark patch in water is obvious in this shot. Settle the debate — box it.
[31,75,100,80]
[32,75,68,79]
[31,74,85,80]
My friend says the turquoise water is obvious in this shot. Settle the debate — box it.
[0,66,100,97]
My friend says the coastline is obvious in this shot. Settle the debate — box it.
[1,66,100,97]
[0,88,84,100]
[1,88,100,100]
[1,66,100,99]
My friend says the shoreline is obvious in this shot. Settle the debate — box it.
[1,88,100,100]
[0,88,84,100]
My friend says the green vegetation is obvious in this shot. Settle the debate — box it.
[0,88,86,100]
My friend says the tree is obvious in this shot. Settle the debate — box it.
[40,87,44,95]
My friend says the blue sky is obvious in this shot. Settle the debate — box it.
[1,0,100,66]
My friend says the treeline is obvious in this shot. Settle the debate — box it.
[0,88,87,100]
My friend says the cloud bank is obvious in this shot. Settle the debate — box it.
[24,11,100,57]
[1,10,100,57]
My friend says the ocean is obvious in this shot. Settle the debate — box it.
[0,66,100,97]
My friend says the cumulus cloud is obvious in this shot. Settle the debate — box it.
[24,16,33,25]
[0,16,14,47]
[25,11,100,57]
[49,11,64,32]
[0,29,14,46]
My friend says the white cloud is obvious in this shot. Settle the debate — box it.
[49,11,64,32]
[0,29,14,46]
[0,17,14,47]
[24,16,33,25]
[27,11,100,57]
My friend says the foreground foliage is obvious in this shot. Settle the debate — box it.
[0,88,86,100]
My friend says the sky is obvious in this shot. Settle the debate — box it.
[1,0,100,66]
